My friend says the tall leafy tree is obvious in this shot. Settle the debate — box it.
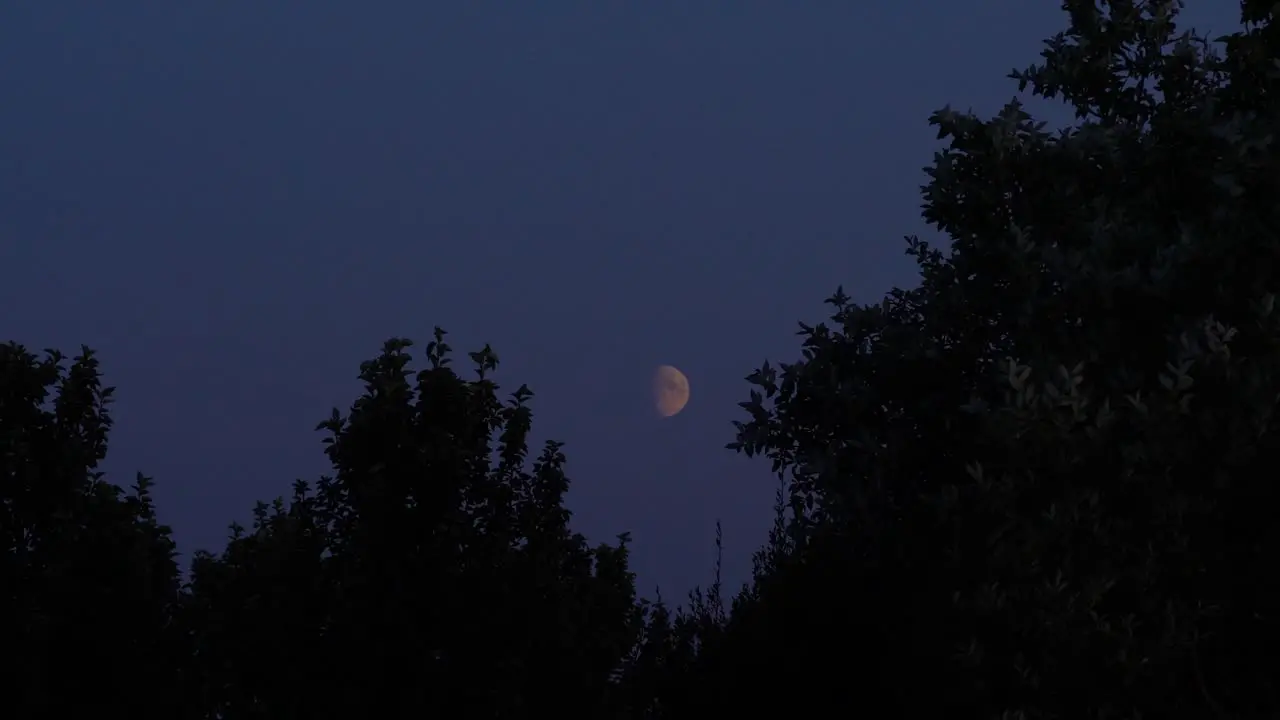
[0,343,184,718]
[627,1,1280,717]
[184,331,642,718]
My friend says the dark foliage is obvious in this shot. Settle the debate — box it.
[179,331,642,718]
[0,343,184,718]
[623,1,1280,717]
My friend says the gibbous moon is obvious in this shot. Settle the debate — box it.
[653,365,690,417]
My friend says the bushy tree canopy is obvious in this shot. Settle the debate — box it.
[684,0,1280,716]
[3,333,641,719]
[182,331,642,718]
[0,343,183,718]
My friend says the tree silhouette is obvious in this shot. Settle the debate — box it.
[625,1,1280,716]
[0,343,184,718]
[181,330,642,718]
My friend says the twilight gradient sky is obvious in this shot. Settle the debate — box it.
[0,2,1237,598]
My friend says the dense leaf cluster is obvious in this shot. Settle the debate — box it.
[5,2,1279,717]
[713,1,1280,716]
[3,333,643,718]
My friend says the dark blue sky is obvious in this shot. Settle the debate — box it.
[1,2,1236,599]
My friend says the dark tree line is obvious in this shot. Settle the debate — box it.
[5,1,1280,717]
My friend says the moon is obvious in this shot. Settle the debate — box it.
[653,365,690,417]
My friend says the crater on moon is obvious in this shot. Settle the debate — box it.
[653,365,690,417]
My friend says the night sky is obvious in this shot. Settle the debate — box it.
[1,2,1237,600]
